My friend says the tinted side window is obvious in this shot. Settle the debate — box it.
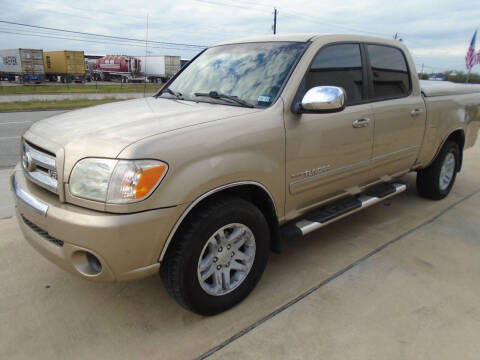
[367,45,410,99]
[305,44,364,105]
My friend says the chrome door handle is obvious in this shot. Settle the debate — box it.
[411,108,424,117]
[352,118,370,128]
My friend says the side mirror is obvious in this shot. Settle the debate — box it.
[293,86,346,114]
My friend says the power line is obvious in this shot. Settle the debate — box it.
[0,20,207,49]
[193,0,389,37]
[0,29,202,53]
[193,0,270,12]
[278,9,390,37]
[0,29,194,51]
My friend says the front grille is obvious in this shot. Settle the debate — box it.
[21,214,64,247]
[22,140,58,194]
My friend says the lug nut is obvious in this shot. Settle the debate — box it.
[218,246,223,252]
[213,257,218,263]
[226,262,230,267]
[231,252,235,257]
[216,265,221,270]
[227,244,231,250]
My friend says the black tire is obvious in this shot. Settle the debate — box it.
[160,196,270,315]
[416,140,460,200]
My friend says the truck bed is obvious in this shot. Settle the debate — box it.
[417,80,480,166]
[420,80,480,97]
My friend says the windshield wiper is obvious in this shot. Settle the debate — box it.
[194,91,254,108]
[161,88,183,100]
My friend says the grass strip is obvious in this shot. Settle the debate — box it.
[0,98,127,111]
[0,83,161,94]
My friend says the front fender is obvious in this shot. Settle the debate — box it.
[117,102,286,216]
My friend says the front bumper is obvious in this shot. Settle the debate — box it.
[10,167,185,282]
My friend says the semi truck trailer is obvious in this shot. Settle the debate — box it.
[137,55,181,83]
[43,50,87,83]
[93,55,142,82]
[92,55,181,83]
[0,48,45,83]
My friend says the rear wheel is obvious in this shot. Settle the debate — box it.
[160,197,270,315]
[417,140,459,200]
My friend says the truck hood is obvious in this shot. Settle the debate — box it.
[25,96,259,168]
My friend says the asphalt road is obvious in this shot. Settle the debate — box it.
[0,110,65,169]
[0,111,64,218]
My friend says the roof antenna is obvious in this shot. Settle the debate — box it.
[272,8,278,35]
[144,13,149,97]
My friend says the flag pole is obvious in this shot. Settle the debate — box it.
[465,29,477,84]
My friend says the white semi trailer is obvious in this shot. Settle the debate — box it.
[137,55,181,83]
[0,49,45,82]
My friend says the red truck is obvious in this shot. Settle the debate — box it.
[93,55,142,82]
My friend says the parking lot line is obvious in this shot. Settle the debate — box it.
[197,187,480,360]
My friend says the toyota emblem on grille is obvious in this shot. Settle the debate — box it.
[22,150,35,172]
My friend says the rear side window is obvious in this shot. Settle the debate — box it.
[305,44,365,105]
[367,45,410,99]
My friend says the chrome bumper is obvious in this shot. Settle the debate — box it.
[11,173,49,216]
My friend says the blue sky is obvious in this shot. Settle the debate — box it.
[0,0,479,73]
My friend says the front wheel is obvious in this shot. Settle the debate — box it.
[417,140,460,200]
[160,197,270,315]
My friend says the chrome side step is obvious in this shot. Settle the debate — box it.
[295,183,407,236]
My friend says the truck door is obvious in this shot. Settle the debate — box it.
[284,43,374,218]
[366,44,426,179]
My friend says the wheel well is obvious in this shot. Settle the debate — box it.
[164,184,281,260]
[215,185,280,251]
[446,130,465,171]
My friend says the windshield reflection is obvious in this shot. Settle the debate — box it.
[167,42,306,107]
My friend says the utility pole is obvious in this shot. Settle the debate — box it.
[421,63,424,79]
[273,8,278,35]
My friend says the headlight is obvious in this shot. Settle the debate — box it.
[70,158,168,203]
[69,158,116,202]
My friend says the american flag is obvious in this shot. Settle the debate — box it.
[465,30,477,70]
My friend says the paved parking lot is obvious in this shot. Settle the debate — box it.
[1,122,480,359]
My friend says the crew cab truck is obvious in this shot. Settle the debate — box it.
[10,34,480,315]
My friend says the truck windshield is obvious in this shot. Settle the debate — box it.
[165,42,306,107]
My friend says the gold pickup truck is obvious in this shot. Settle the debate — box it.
[10,34,480,315]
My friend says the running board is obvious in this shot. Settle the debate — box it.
[295,183,407,236]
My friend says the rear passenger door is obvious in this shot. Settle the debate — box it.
[366,44,426,179]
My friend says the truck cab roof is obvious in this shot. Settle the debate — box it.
[214,33,403,47]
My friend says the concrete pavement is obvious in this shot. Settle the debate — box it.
[1,143,480,360]
[208,191,480,360]
[0,169,14,219]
